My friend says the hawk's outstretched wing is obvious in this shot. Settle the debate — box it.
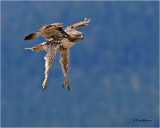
[65,18,91,31]
[24,22,68,41]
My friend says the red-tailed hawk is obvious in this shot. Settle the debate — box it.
[24,18,91,91]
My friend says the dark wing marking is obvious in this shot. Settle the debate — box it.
[65,18,91,31]
[24,22,69,41]
[24,32,40,40]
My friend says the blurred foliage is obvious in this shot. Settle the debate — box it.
[1,1,159,127]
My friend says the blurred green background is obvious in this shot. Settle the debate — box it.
[1,1,159,127]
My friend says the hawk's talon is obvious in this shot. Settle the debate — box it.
[42,79,48,91]
[62,78,70,91]
[67,86,70,91]
[42,86,47,91]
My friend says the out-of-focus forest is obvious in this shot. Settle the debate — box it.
[1,1,159,127]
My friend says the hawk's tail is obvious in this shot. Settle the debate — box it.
[25,43,45,52]
[24,32,40,41]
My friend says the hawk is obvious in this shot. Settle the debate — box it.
[24,18,91,91]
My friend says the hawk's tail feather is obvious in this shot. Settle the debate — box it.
[24,32,40,41]
[25,44,45,52]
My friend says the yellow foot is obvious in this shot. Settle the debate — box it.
[42,79,48,91]
[62,79,70,91]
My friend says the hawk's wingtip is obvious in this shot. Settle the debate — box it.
[84,18,91,23]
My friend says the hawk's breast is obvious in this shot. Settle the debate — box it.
[61,38,75,49]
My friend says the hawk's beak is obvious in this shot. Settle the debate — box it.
[81,34,84,39]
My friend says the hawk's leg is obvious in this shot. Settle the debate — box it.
[59,49,70,91]
[42,45,56,90]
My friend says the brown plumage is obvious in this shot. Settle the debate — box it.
[24,18,91,91]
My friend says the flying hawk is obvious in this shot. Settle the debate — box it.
[24,18,91,91]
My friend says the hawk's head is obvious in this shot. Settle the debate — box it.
[66,29,84,42]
